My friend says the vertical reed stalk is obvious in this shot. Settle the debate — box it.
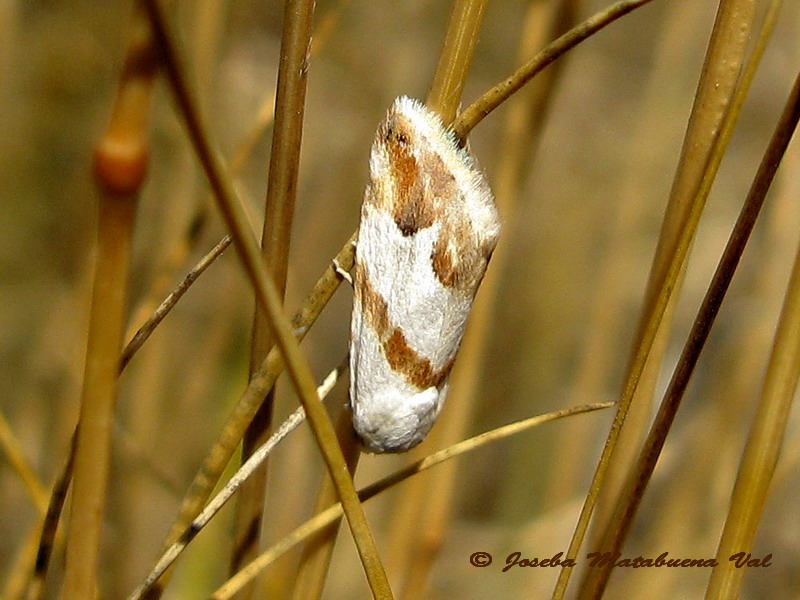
[583,0,705,538]
[426,0,489,123]
[704,69,800,600]
[289,401,361,600]
[140,1,392,596]
[0,413,48,514]
[579,62,800,600]
[552,1,756,596]
[62,8,156,599]
[233,0,316,591]
[380,0,488,595]
[390,1,578,597]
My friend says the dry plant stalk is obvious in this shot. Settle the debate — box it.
[580,40,800,600]
[0,413,48,514]
[139,0,393,597]
[234,0,316,589]
[386,1,579,597]
[62,7,157,600]
[126,2,664,598]
[543,0,701,512]
[26,436,76,600]
[125,362,348,600]
[425,0,489,123]
[213,403,613,599]
[704,164,800,599]
[552,1,756,596]
[452,0,658,139]
[703,67,800,600]
[289,400,362,600]
[589,0,775,559]
[0,412,49,598]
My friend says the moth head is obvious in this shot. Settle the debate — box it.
[380,96,428,141]
[370,96,449,176]
[353,386,442,453]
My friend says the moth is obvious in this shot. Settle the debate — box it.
[349,96,501,453]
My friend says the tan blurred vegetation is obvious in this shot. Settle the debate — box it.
[1,1,799,599]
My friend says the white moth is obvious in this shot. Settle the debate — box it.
[349,96,501,453]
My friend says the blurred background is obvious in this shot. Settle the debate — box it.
[1,1,799,598]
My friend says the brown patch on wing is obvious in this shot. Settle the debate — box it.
[357,266,452,390]
[379,115,437,236]
[384,329,434,387]
[430,237,457,287]
[430,217,491,293]
[425,149,459,199]
[355,261,389,334]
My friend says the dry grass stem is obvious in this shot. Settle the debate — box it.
[0,411,48,515]
[235,0,317,585]
[704,71,800,600]
[426,0,489,122]
[121,235,231,370]
[289,395,362,600]
[553,1,757,596]
[453,0,659,140]
[704,202,800,596]
[544,0,701,512]
[27,436,76,600]
[213,403,613,599]
[579,53,800,600]
[139,1,392,597]
[126,360,346,600]
[62,7,156,599]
